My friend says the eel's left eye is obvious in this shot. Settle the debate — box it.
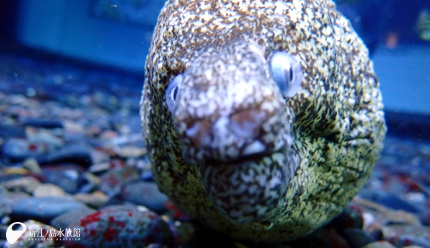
[166,74,182,113]
[270,51,303,97]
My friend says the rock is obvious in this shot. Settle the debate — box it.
[113,145,147,158]
[99,167,140,197]
[0,189,31,203]
[370,193,420,213]
[22,158,42,174]
[41,165,84,194]
[98,196,132,209]
[109,133,142,147]
[62,120,85,136]
[3,220,62,248]
[0,124,26,140]
[0,174,22,184]
[0,225,7,242]
[356,198,421,228]
[22,118,63,129]
[382,224,430,248]
[88,162,111,173]
[342,228,373,248]
[2,131,63,163]
[90,149,110,165]
[74,191,109,208]
[291,227,351,248]
[362,241,396,248]
[1,138,36,161]
[121,181,168,212]
[0,188,14,219]
[331,201,364,231]
[1,176,40,194]
[26,129,64,150]
[50,206,96,230]
[33,183,67,197]
[65,205,173,247]
[141,169,154,181]
[84,172,101,186]
[11,196,86,223]
[37,144,92,168]
[422,198,430,226]
[165,201,191,222]
[139,157,154,181]
[92,91,119,112]
[3,167,29,175]
[170,221,195,246]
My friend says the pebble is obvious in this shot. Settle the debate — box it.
[368,192,420,213]
[26,129,64,151]
[77,173,101,193]
[113,144,147,158]
[288,227,351,248]
[356,198,422,228]
[11,196,86,223]
[50,206,96,230]
[342,228,373,248]
[22,158,42,174]
[99,166,140,197]
[382,224,430,247]
[74,191,109,208]
[22,118,64,129]
[362,241,396,248]
[90,149,111,165]
[2,131,64,163]
[0,124,26,140]
[65,205,174,247]
[33,183,67,197]
[3,167,29,175]
[171,221,195,246]
[0,189,14,220]
[165,201,191,222]
[41,165,84,194]
[2,138,39,161]
[38,144,92,168]
[88,161,112,173]
[121,181,168,213]
[141,167,154,181]
[1,176,41,194]
[331,202,364,231]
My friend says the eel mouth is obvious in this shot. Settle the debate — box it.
[198,148,290,225]
[201,148,275,167]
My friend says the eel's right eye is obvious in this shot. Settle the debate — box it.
[166,74,183,113]
[270,51,303,98]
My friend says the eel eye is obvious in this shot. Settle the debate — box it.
[166,74,182,113]
[270,51,303,97]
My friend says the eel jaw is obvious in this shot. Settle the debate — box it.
[199,148,295,225]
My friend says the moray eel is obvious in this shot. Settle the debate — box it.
[140,0,386,242]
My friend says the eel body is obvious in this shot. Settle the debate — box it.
[140,0,386,242]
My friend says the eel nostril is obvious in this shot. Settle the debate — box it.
[229,110,267,139]
[185,120,212,147]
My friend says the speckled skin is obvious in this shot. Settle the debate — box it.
[140,0,386,242]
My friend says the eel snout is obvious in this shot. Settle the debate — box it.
[181,106,285,164]
[173,75,290,166]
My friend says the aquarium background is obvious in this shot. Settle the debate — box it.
[0,0,430,247]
